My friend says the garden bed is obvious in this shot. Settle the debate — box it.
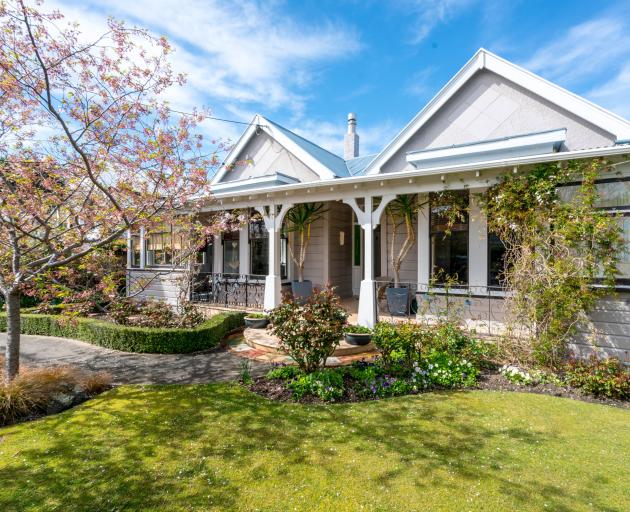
[249,366,630,409]
[0,311,245,353]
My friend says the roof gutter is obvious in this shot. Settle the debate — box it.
[210,145,630,200]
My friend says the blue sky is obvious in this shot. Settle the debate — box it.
[53,0,630,157]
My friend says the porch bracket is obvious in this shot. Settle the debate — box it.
[343,194,396,229]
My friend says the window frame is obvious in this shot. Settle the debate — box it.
[429,190,470,286]
[556,176,630,289]
[145,227,184,268]
[222,230,240,275]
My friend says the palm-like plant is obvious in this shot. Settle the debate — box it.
[386,194,418,287]
[285,202,327,282]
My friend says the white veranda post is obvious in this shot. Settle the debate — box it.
[343,194,395,327]
[255,204,293,311]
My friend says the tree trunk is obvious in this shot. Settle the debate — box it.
[4,290,21,383]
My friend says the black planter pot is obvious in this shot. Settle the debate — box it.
[244,317,270,329]
[291,280,313,303]
[344,332,372,346]
[386,287,410,316]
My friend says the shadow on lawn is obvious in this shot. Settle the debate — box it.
[0,385,624,511]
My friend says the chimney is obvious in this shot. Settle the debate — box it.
[344,112,359,159]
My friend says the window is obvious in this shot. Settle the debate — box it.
[146,228,183,267]
[558,177,630,285]
[223,230,240,275]
[129,233,141,268]
[488,232,507,287]
[196,240,213,273]
[430,191,469,284]
[250,216,268,276]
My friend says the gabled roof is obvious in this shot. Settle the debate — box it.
[365,48,630,175]
[264,119,350,178]
[211,114,349,186]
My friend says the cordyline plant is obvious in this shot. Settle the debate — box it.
[269,287,347,373]
[479,159,623,367]
[0,1,219,382]
[285,202,326,282]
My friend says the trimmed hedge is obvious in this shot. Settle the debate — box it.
[0,312,245,354]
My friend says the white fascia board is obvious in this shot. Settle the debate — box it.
[210,172,300,193]
[262,117,337,181]
[407,128,566,167]
[207,144,630,202]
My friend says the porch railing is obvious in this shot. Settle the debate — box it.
[191,272,266,309]
[374,280,507,336]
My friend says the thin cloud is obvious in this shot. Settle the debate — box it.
[293,118,399,157]
[522,17,630,87]
[588,63,630,120]
[400,0,478,44]
[52,0,362,119]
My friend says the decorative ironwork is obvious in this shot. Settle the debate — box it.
[191,273,266,309]
[374,280,506,336]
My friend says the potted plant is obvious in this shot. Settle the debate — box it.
[285,202,327,301]
[385,194,418,315]
[244,312,270,329]
[343,324,372,346]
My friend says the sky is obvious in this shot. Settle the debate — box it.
[49,0,630,158]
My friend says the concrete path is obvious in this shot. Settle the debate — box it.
[0,333,269,385]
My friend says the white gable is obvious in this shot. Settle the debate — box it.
[216,131,319,185]
[370,49,630,175]
[381,69,615,173]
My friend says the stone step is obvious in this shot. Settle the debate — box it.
[243,328,377,357]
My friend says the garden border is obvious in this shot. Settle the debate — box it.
[0,312,245,354]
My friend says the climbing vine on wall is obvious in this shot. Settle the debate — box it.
[478,159,624,367]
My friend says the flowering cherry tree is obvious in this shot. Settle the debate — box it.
[0,1,217,381]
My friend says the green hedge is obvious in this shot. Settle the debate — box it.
[0,312,245,354]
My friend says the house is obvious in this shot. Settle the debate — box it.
[127,49,630,360]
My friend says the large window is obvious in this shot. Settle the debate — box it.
[558,177,630,285]
[430,191,469,284]
[222,230,240,275]
[250,216,268,276]
[146,228,183,267]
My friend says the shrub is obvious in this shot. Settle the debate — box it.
[269,287,347,373]
[0,312,244,354]
[564,356,630,400]
[422,323,489,362]
[288,369,345,401]
[420,352,479,388]
[0,359,112,426]
[107,299,204,329]
[371,322,426,367]
[500,364,535,385]
[266,365,301,381]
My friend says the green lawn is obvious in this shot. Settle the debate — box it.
[1,386,628,511]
